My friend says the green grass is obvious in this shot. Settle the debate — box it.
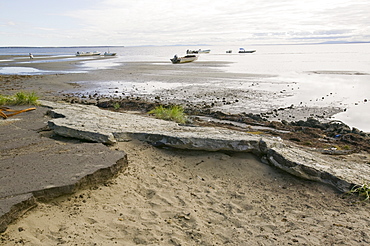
[0,96,7,105]
[0,92,40,106]
[113,102,121,110]
[348,182,370,202]
[148,105,187,124]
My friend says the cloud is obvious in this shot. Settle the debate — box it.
[2,0,369,46]
[62,0,369,45]
[34,27,56,31]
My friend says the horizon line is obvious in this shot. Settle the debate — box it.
[0,41,369,48]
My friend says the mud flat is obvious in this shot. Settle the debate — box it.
[0,55,349,124]
[1,57,370,245]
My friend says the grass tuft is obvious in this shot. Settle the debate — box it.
[0,96,7,105]
[0,92,40,106]
[148,105,187,124]
[348,182,370,202]
[113,102,121,110]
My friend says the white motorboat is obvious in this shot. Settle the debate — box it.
[198,49,210,53]
[238,48,256,53]
[75,51,101,56]
[103,52,117,56]
[170,54,198,64]
[186,49,211,54]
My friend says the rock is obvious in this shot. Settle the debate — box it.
[40,101,370,194]
[266,146,353,192]
[0,104,128,232]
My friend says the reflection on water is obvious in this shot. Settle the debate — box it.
[78,59,121,70]
[0,66,87,75]
[334,103,370,132]
[16,57,79,64]
[0,67,41,74]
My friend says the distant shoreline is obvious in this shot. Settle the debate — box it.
[1,40,370,49]
[0,45,125,49]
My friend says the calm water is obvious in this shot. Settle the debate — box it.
[1,44,369,131]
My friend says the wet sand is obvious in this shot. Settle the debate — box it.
[0,54,346,124]
[1,55,370,245]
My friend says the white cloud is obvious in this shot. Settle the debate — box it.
[64,0,369,45]
[1,0,369,46]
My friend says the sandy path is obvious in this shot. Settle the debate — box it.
[1,139,369,245]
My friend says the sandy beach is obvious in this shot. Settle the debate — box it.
[1,55,370,245]
[1,139,369,245]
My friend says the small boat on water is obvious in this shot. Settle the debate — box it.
[226,50,232,53]
[186,49,210,54]
[198,49,210,54]
[103,48,117,56]
[238,48,256,53]
[75,51,101,56]
[170,54,198,64]
[103,52,117,56]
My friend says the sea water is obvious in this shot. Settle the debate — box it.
[1,43,369,131]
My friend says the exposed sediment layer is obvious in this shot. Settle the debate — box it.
[44,100,369,193]
[0,105,127,233]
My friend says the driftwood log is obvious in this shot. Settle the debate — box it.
[0,107,36,119]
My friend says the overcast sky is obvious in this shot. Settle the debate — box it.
[0,0,369,47]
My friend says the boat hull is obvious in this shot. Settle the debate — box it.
[238,50,256,53]
[104,52,117,56]
[170,55,198,64]
[75,51,101,56]
[187,49,210,54]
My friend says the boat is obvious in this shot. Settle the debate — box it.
[198,49,210,53]
[103,52,117,56]
[170,54,198,64]
[103,48,117,56]
[75,51,101,56]
[238,48,256,53]
[226,50,232,53]
[186,49,211,54]
[186,49,198,54]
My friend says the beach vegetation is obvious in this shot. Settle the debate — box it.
[148,105,187,124]
[0,96,7,105]
[348,182,370,202]
[246,131,265,135]
[341,145,351,150]
[0,91,40,106]
[113,102,121,110]
[330,145,352,151]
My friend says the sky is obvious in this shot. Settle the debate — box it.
[0,0,369,47]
